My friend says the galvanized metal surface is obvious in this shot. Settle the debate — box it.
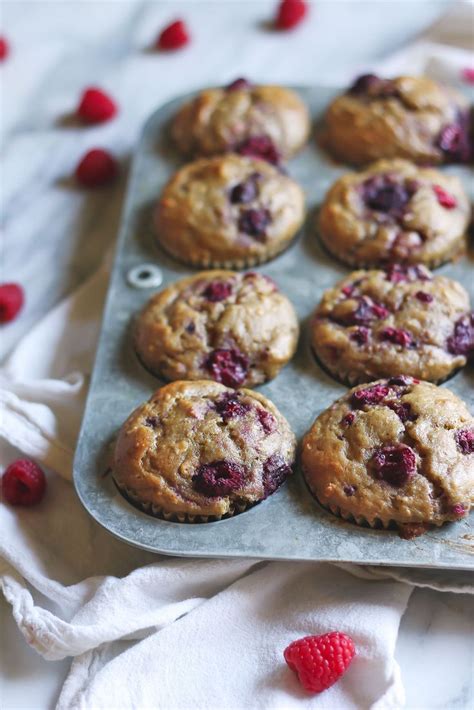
[73,86,474,569]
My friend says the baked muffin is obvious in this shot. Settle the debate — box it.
[155,154,305,268]
[134,270,299,387]
[318,159,470,268]
[172,79,310,161]
[302,378,474,538]
[311,265,473,385]
[324,74,471,165]
[113,380,296,521]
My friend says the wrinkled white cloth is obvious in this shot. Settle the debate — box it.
[1,1,474,708]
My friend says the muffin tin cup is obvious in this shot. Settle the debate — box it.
[73,85,474,570]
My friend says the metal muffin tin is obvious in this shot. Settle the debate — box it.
[73,86,474,569]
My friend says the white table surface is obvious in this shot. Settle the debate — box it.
[1,1,473,708]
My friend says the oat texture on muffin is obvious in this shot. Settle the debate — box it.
[323,75,471,165]
[172,80,310,160]
[113,380,296,521]
[134,270,299,387]
[155,154,305,268]
[311,265,473,385]
[318,159,470,268]
[302,378,474,538]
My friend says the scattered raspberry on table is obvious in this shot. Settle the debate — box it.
[284,632,356,693]
[2,459,47,506]
[461,67,474,84]
[75,148,118,188]
[157,20,190,51]
[433,185,457,209]
[0,36,9,61]
[77,87,117,124]
[274,0,308,30]
[0,283,24,323]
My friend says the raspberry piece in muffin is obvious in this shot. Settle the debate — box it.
[155,154,305,268]
[134,270,299,388]
[311,266,472,385]
[318,159,470,269]
[171,83,309,159]
[302,379,474,537]
[113,380,296,521]
[323,75,471,165]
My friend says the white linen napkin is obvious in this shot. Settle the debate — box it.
[1,3,473,708]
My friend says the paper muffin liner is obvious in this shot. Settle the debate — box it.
[116,480,253,524]
[312,492,438,539]
[317,230,466,271]
[310,335,465,387]
[157,235,299,271]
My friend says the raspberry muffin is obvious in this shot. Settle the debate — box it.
[302,378,474,538]
[324,74,471,165]
[172,79,310,161]
[134,270,299,387]
[155,154,305,268]
[311,265,473,385]
[113,380,296,521]
[318,160,470,268]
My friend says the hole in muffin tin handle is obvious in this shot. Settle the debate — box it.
[127,264,163,289]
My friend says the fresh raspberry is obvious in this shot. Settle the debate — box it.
[351,384,389,408]
[452,503,467,516]
[415,291,433,303]
[157,20,190,51]
[77,87,117,124]
[0,283,24,323]
[341,284,356,297]
[388,375,414,386]
[433,185,457,209]
[447,313,474,356]
[2,459,46,506]
[387,401,414,423]
[461,68,474,84]
[350,326,370,346]
[262,454,292,498]
[236,136,281,165]
[226,78,251,91]
[214,393,250,421]
[230,174,259,204]
[385,264,430,284]
[371,444,416,487]
[454,429,474,455]
[362,175,413,216]
[341,412,355,426]
[349,73,381,94]
[204,348,249,387]
[275,0,308,30]
[256,408,277,434]
[342,296,389,326]
[0,36,9,61]
[380,327,413,347]
[193,461,245,496]
[284,632,356,694]
[75,149,118,188]
[238,208,271,241]
[437,115,471,163]
[202,281,233,302]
